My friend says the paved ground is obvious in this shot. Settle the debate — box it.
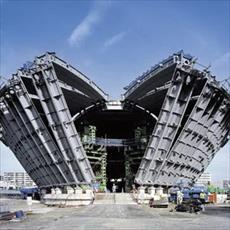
[0,199,229,230]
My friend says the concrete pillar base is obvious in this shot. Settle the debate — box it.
[156,187,163,196]
[55,188,62,194]
[137,186,146,204]
[74,187,83,195]
[148,186,156,197]
[66,186,74,194]
[42,186,94,206]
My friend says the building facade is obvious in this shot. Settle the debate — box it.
[3,172,34,188]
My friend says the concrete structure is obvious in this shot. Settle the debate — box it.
[42,186,94,206]
[3,171,34,188]
[0,51,229,196]
[196,172,211,185]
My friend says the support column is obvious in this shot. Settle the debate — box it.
[66,186,74,194]
[148,186,156,197]
[155,187,163,196]
[137,186,146,204]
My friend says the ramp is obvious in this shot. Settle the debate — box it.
[94,193,137,205]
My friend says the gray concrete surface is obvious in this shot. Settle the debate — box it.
[0,199,229,230]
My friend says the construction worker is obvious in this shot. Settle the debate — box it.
[177,190,184,204]
[112,183,116,193]
[199,191,206,202]
[199,191,206,211]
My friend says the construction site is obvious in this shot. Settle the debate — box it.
[0,51,229,229]
[0,51,229,191]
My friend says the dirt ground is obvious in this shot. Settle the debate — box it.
[0,198,229,230]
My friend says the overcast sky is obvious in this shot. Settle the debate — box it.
[0,0,229,182]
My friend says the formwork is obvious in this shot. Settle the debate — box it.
[0,51,229,192]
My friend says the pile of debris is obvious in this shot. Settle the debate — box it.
[0,210,25,221]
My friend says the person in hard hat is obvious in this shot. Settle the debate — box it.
[199,191,206,211]
[199,191,206,202]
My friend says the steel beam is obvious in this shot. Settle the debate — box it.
[135,69,195,185]
[31,63,94,184]
[0,100,48,186]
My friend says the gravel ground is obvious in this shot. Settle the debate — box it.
[0,199,229,230]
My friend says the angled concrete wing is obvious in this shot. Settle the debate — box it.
[124,51,230,186]
[0,52,108,188]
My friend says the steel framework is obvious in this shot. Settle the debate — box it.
[0,51,229,189]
